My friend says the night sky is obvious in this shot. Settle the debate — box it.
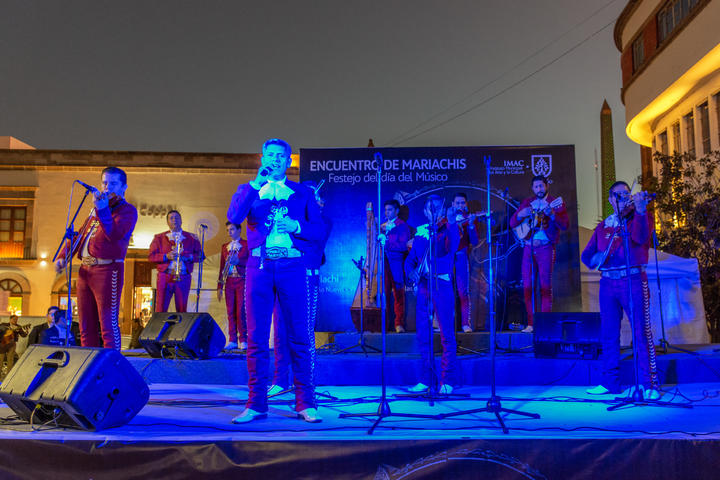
[0,0,639,228]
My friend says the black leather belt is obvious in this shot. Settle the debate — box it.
[601,266,645,279]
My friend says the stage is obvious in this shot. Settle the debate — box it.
[2,342,720,478]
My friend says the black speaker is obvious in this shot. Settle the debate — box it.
[139,312,225,359]
[534,312,601,359]
[0,345,149,430]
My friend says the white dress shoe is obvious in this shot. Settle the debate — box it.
[586,385,610,395]
[462,325,472,333]
[408,382,428,393]
[267,384,287,396]
[646,388,662,400]
[521,325,534,333]
[224,341,238,350]
[395,325,405,333]
[231,408,267,424]
[439,384,454,394]
[297,408,322,423]
[239,342,248,350]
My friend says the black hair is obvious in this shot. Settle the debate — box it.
[609,180,630,193]
[225,220,242,229]
[531,175,547,185]
[101,167,128,186]
[166,210,181,220]
[47,306,59,315]
[383,199,400,210]
[454,192,468,200]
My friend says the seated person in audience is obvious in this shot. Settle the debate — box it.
[39,310,80,346]
[27,306,59,345]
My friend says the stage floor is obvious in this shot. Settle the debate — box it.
[3,383,720,478]
[1,382,719,441]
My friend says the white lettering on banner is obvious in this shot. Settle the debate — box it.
[310,157,467,172]
[328,173,362,185]
[415,172,448,182]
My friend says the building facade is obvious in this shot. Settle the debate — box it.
[615,0,720,178]
[0,140,298,335]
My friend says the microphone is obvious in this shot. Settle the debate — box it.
[374,152,383,173]
[76,180,98,193]
[199,224,208,229]
[259,167,270,177]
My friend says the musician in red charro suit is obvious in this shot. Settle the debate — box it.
[450,193,480,332]
[379,199,411,333]
[217,221,249,350]
[54,167,137,350]
[509,175,569,333]
[582,181,658,398]
[148,210,202,313]
[404,196,461,394]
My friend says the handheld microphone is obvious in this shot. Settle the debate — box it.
[199,224,209,229]
[259,167,270,177]
[76,180,98,192]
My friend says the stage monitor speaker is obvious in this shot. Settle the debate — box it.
[534,312,601,359]
[0,345,149,431]
[139,312,225,359]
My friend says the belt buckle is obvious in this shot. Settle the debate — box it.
[82,256,98,266]
[265,247,288,260]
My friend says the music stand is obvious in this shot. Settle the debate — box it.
[335,256,380,355]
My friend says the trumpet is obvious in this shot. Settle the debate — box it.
[221,246,240,285]
[171,235,184,282]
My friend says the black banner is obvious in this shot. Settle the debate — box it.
[299,145,581,332]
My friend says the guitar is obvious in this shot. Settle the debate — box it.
[512,197,563,241]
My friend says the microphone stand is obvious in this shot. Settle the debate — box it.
[395,201,469,403]
[335,256,380,355]
[52,182,93,347]
[437,155,540,433]
[194,225,208,313]
[607,200,690,411]
[339,152,439,434]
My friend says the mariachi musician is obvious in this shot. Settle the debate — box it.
[378,199,411,333]
[404,195,461,394]
[149,210,202,313]
[582,181,659,398]
[54,167,138,350]
[450,192,480,332]
[217,220,249,350]
[0,315,29,374]
[509,175,569,333]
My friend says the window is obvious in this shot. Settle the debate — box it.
[0,279,23,315]
[632,36,644,72]
[699,102,710,155]
[657,0,702,44]
[56,281,79,318]
[0,207,26,258]
[658,130,669,155]
[672,121,681,153]
[684,111,695,156]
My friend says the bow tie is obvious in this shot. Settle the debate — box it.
[259,180,293,201]
[604,214,620,228]
[167,231,185,242]
[416,224,429,240]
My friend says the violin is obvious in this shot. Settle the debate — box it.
[66,191,123,258]
[614,191,654,219]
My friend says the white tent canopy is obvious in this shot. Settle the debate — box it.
[579,227,710,345]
